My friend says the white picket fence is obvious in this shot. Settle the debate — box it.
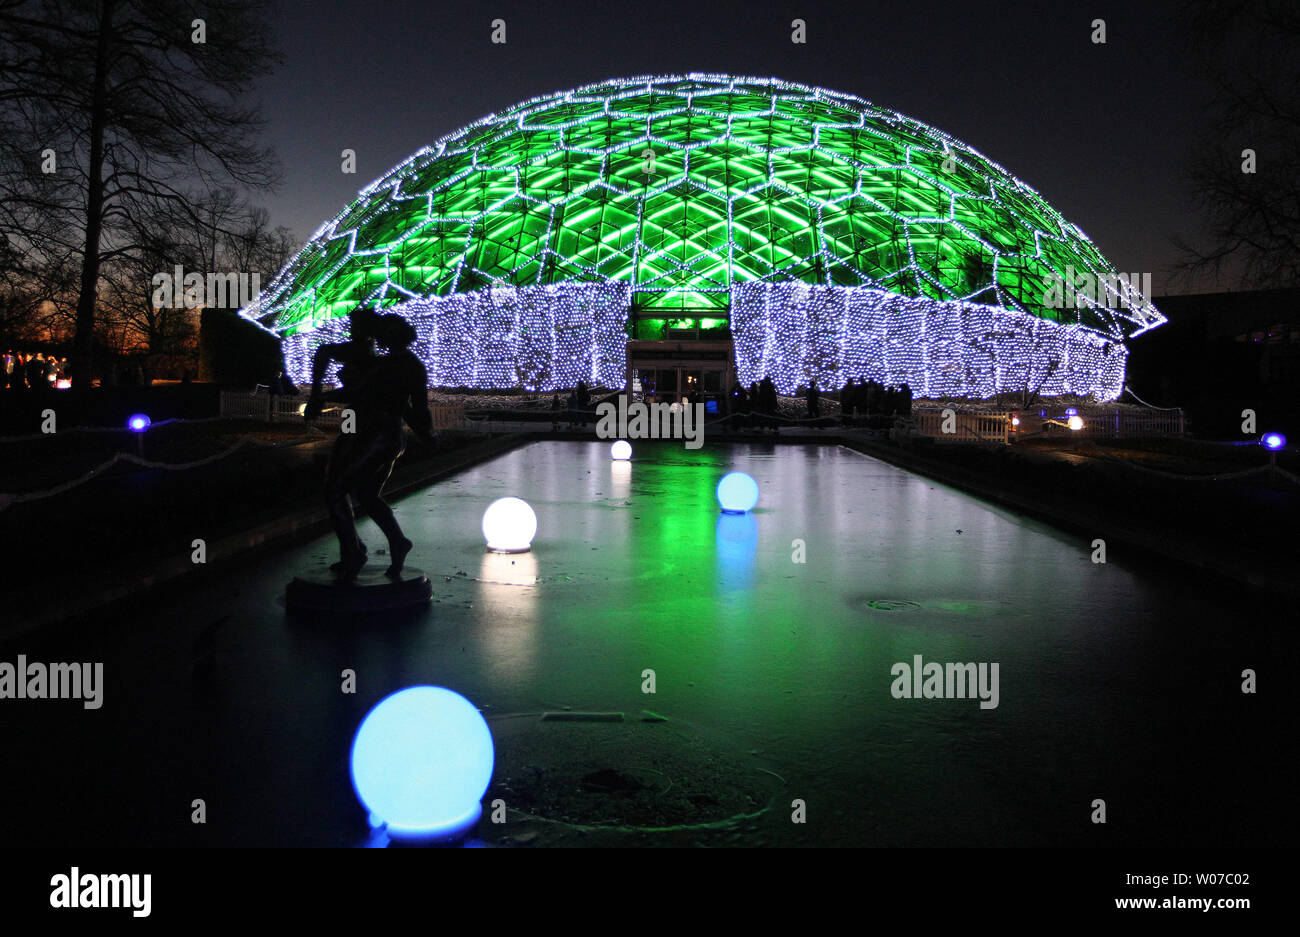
[910,408,1011,444]
[907,405,1185,444]
[219,390,466,430]
[1065,407,1185,439]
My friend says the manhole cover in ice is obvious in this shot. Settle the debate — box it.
[485,718,780,831]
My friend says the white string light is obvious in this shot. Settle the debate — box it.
[732,282,1126,400]
[284,282,631,391]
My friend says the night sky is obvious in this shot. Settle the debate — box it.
[256,0,1212,295]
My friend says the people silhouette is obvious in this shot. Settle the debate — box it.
[806,378,821,418]
[760,376,778,432]
[731,382,749,431]
[26,353,44,390]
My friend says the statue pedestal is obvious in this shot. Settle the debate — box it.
[286,564,433,614]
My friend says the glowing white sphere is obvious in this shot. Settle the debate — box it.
[1067,415,1084,431]
[716,471,760,513]
[611,440,632,461]
[350,686,494,840]
[482,496,537,552]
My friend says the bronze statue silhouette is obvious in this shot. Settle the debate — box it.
[304,305,380,422]
[305,309,436,582]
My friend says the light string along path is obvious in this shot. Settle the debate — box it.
[0,417,326,512]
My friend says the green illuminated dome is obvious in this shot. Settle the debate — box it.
[245,74,1161,340]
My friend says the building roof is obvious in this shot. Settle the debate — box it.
[242,74,1163,340]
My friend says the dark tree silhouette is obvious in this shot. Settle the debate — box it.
[0,0,283,389]
[1174,0,1300,288]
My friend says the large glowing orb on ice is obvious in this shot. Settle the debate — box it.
[716,471,760,513]
[350,686,494,840]
[482,496,537,552]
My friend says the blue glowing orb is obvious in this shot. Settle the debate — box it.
[1263,432,1286,450]
[127,414,151,432]
[350,686,494,840]
[716,471,760,513]
[1065,407,1078,416]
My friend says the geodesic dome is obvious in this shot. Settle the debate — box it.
[242,74,1163,398]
